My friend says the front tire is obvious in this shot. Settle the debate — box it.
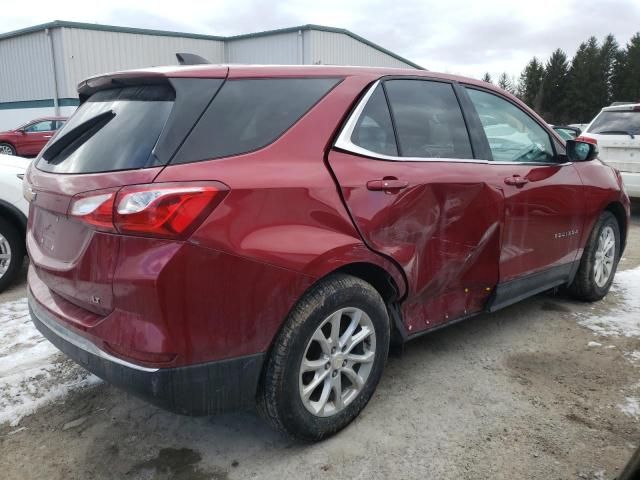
[568,211,620,301]
[258,274,390,441]
[0,143,16,156]
[0,217,25,292]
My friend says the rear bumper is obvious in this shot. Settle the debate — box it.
[29,290,265,416]
[621,172,640,198]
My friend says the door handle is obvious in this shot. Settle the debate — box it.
[367,178,409,192]
[504,175,529,187]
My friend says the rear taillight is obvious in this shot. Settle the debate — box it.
[69,182,227,239]
[70,192,116,231]
[576,136,597,145]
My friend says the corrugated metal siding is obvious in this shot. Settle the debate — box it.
[310,30,413,68]
[58,28,224,97]
[226,31,301,64]
[0,25,419,105]
[0,31,54,102]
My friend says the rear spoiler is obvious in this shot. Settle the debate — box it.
[77,72,170,103]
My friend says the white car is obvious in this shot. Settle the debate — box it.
[579,103,640,198]
[0,154,29,290]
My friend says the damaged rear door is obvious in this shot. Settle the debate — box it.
[329,78,504,334]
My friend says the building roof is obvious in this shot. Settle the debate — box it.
[0,20,423,70]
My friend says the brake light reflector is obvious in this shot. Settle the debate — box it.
[575,136,597,145]
[115,185,223,238]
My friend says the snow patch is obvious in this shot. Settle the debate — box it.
[0,298,101,427]
[587,341,602,347]
[625,351,640,363]
[579,267,640,338]
[618,397,640,419]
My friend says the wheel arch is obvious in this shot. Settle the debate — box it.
[0,200,27,245]
[604,201,628,254]
[263,258,407,366]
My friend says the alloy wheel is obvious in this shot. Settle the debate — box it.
[594,225,615,288]
[0,145,14,155]
[0,233,12,278]
[299,307,376,417]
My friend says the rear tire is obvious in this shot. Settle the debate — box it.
[0,143,16,156]
[568,211,620,302]
[0,217,24,292]
[258,274,390,441]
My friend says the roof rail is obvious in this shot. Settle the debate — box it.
[176,53,211,66]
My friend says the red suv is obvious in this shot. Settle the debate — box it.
[26,66,629,441]
[0,117,67,157]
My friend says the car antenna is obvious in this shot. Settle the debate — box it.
[176,53,211,65]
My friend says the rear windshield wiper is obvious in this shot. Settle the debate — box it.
[597,130,636,139]
[41,110,115,163]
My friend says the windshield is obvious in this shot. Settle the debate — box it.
[37,85,174,174]
[587,110,640,135]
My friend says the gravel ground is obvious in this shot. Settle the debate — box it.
[1,205,639,480]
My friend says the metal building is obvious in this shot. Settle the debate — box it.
[0,21,421,130]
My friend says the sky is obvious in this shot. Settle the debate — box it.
[1,0,639,79]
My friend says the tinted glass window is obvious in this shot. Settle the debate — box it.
[351,85,398,156]
[173,78,339,163]
[384,80,473,159]
[553,127,577,140]
[55,120,66,130]
[466,88,554,163]
[37,85,174,174]
[587,110,640,135]
[25,121,55,132]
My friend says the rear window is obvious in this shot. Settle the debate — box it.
[172,78,340,163]
[37,85,174,174]
[587,110,640,135]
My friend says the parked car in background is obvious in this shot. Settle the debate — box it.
[0,154,28,291]
[569,123,589,132]
[25,65,629,441]
[579,103,640,198]
[0,117,67,157]
[551,124,581,140]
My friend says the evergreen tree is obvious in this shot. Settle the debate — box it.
[613,33,640,102]
[518,58,545,109]
[566,37,602,122]
[497,72,514,93]
[612,48,628,102]
[598,34,619,107]
[541,49,569,123]
[482,72,492,83]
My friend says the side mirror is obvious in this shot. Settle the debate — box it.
[566,138,598,162]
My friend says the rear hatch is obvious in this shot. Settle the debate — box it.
[26,71,226,315]
[583,106,640,172]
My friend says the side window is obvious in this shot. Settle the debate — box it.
[173,78,339,163]
[55,120,66,130]
[351,85,398,156]
[24,121,54,132]
[384,79,473,159]
[466,88,555,163]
